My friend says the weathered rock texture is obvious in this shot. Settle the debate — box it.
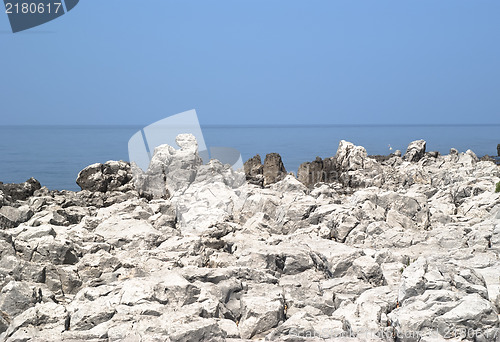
[244,153,287,187]
[0,178,40,201]
[297,156,338,187]
[403,139,426,162]
[0,137,499,341]
[76,161,132,193]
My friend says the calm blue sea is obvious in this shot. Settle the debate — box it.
[0,125,499,191]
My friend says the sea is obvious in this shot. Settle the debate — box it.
[0,125,499,191]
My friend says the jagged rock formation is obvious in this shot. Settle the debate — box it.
[131,134,204,200]
[403,139,426,162]
[0,178,40,201]
[0,137,499,341]
[243,154,263,186]
[244,153,287,187]
[262,153,287,186]
[297,156,337,187]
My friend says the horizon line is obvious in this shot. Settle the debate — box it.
[1,123,500,128]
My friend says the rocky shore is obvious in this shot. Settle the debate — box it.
[0,136,499,342]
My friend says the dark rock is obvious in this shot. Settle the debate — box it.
[69,300,116,331]
[0,178,41,202]
[297,157,338,187]
[0,313,8,334]
[49,211,69,226]
[298,157,324,187]
[497,144,500,157]
[0,257,46,284]
[322,158,338,182]
[403,140,426,162]
[243,155,264,186]
[0,213,17,229]
[0,232,15,259]
[368,155,392,163]
[0,281,37,319]
[425,151,440,158]
[243,155,263,178]
[76,161,132,193]
[480,155,496,163]
[263,153,287,186]
[55,207,88,225]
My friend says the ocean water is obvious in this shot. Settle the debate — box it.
[0,125,499,191]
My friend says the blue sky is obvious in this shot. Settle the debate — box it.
[1,0,499,126]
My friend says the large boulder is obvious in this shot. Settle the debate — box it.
[335,140,374,171]
[0,205,33,228]
[76,160,131,192]
[1,302,68,339]
[351,255,385,286]
[68,298,116,331]
[172,161,244,233]
[238,284,285,339]
[0,281,39,319]
[403,139,426,162]
[388,257,499,341]
[13,234,79,266]
[132,134,203,199]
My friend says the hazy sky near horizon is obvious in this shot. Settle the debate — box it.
[1,1,499,126]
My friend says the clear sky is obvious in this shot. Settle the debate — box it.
[1,0,499,126]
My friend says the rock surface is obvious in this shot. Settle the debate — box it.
[76,161,132,193]
[403,139,426,162]
[0,137,499,341]
[263,153,287,186]
[0,178,40,202]
[243,154,263,185]
[297,156,338,188]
